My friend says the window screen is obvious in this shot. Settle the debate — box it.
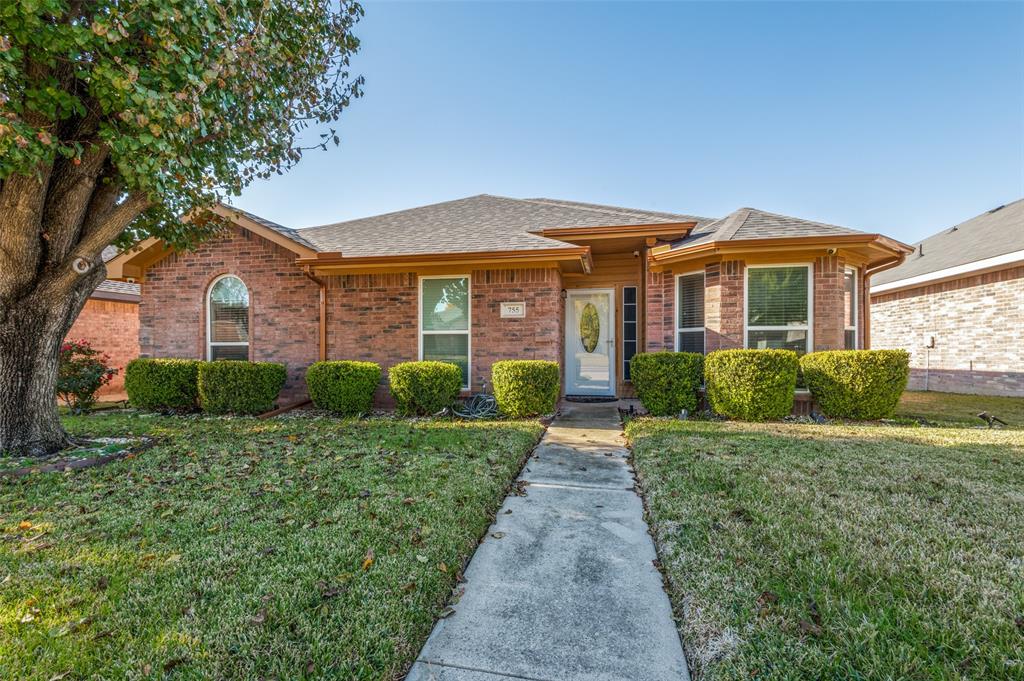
[676,273,705,353]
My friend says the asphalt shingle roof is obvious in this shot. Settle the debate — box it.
[669,207,866,250]
[872,199,1024,286]
[94,279,140,297]
[222,206,320,251]
[291,194,703,257]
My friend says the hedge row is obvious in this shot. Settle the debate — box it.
[630,348,909,421]
[125,359,286,415]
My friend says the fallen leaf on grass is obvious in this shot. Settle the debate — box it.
[437,562,448,573]
[798,619,822,637]
[402,581,416,592]
[18,520,32,530]
[48,672,71,681]
[416,554,428,563]
[361,549,375,571]
[250,609,267,625]
[163,657,189,673]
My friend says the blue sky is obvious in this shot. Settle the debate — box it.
[235,1,1024,245]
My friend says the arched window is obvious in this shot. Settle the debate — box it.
[207,275,250,360]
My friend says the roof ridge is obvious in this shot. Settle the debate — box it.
[717,207,752,241]
[739,206,860,233]
[520,197,698,224]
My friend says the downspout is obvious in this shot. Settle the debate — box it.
[302,266,327,362]
[863,253,907,349]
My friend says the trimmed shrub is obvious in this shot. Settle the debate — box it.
[388,361,462,416]
[198,361,287,415]
[306,361,381,415]
[124,358,202,411]
[800,350,910,419]
[705,349,798,421]
[629,352,704,416]
[491,360,560,417]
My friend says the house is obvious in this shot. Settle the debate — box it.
[65,247,141,399]
[870,199,1024,396]
[106,195,911,405]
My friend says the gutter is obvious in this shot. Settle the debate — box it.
[302,267,327,362]
[862,254,907,348]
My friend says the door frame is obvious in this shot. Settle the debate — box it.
[564,288,617,396]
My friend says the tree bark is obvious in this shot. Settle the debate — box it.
[0,267,104,457]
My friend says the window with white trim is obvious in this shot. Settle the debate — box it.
[844,267,857,349]
[675,272,705,353]
[207,274,250,360]
[746,265,812,354]
[420,276,471,388]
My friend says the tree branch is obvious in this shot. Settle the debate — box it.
[42,143,111,266]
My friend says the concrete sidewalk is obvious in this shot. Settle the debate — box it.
[406,402,690,681]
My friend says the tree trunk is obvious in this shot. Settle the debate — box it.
[0,268,103,457]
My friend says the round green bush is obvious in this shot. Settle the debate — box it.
[198,361,287,415]
[705,349,798,421]
[124,358,202,411]
[800,350,909,419]
[629,352,704,416]
[491,360,560,417]
[388,361,462,416]
[306,361,381,415]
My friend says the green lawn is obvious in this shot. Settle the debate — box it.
[1,412,543,680]
[628,418,1024,680]
[896,390,1024,427]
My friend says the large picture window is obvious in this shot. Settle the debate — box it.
[844,267,857,349]
[675,272,705,353]
[746,265,812,354]
[207,274,250,360]
[420,276,471,388]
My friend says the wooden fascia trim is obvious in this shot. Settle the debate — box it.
[296,246,593,272]
[649,234,913,266]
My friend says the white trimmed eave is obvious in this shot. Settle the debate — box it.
[870,248,1024,294]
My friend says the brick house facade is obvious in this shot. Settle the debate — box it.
[110,196,910,409]
[65,282,140,399]
[870,199,1023,397]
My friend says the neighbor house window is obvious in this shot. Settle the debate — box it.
[207,274,250,360]
[844,267,857,349]
[622,286,638,380]
[746,265,812,354]
[420,276,471,388]
[675,272,705,353]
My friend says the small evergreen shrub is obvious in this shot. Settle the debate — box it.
[306,361,382,415]
[705,349,798,421]
[57,339,117,413]
[198,361,287,415]
[124,358,202,411]
[629,352,704,416]
[388,361,462,416]
[800,350,910,419]
[491,360,560,417]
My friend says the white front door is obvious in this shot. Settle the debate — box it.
[565,289,616,396]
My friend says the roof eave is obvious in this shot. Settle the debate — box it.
[296,246,594,274]
[649,234,913,266]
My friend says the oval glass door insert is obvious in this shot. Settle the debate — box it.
[580,302,600,353]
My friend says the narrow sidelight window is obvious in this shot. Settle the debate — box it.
[420,276,471,389]
[844,267,857,349]
[745,265,812,354]
[622,286,638,380]
[207,274,250,360]
[675,272,705,353]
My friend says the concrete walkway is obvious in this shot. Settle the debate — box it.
[406,402,690,681]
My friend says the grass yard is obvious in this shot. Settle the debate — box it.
[1,412,543,680]
[896,390,1024,427]
[628,418,1024,680]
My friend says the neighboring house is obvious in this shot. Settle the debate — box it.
[65,247,141,399]
[871,199,1024,397]
[107,195,911,405]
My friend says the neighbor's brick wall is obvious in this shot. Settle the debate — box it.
[66,297,140,398]
[870,265,1024,396]
[140,226,320,401]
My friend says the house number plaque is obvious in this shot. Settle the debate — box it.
[500,302,526,318]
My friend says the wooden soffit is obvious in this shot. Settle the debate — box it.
[296,246,593,275]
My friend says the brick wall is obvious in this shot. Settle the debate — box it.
[813,255,846,350]
[645,258,860,354]
[65,297,140,398]
[140,226,320,401]
[471,267,563,389]
[870,265,1024,396]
